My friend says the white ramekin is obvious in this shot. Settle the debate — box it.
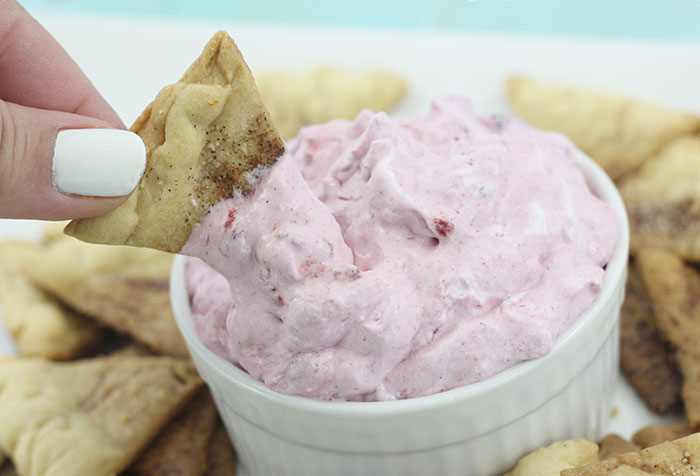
[171,151,629,476]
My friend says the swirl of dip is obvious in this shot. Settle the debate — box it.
[183,96,618,401]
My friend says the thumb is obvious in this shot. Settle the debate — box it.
[0,99,146,220]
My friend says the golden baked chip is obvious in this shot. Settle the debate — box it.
[0,240,42,275]
[0,274,103,360]
[505,439,598,476]
[0,240,103,360]
[636,247,700,430]
[619,135,700,260]
[633,422,693,449]
[205,423,236,476]
[506,77,700,181]
[0,355,202,476]
[620,260,682,413]
[256,66,406,139]
[598,434,640,461]
[561,432,700,475]
[65,30,285,253]
[26,237,186,357]
[129,389,218,476]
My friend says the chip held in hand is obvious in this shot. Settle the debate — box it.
[65,31,285,253]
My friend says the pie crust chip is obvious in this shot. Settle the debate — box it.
[0,240,103,360]
[256,66,406,139]
[26,237,186,357]
[562,432,700,475]
[0,274,103,360]
[506,77,700,181]
[129,389,218,476]
[0,355,202,476]
[620,260,682,413]
[204,423,236,476]
[619,135,700,260]
[0,241,42,275]
[633,422,693,449]
[636,246,700,430]
[65,31,285,253]
[505,439,598,476]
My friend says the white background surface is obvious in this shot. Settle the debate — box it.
[1,13,697,441]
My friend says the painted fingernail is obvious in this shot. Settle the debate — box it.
[52,129,146,197]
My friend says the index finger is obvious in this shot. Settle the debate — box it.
[0,0,124,127]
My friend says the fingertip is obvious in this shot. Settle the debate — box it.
[0,103,145,220]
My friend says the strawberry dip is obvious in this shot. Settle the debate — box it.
[182,96,618,402]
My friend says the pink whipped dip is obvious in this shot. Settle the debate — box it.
[183,96,618,401]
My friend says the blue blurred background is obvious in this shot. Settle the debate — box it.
[19,0,700,42]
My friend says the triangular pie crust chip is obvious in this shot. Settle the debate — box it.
[562,432,700,475]
[636,246,700,430]
[0,355,202,476]
[619,135,700,260]
[257,66,406,139]
[619,260,682,413]
[129,389,217,476]
[26,237,186,357]
[204,423,237,476]
[65,31,285,253]
[0,241,103,360]
[506,77,700,181]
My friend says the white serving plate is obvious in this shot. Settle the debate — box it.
[0,12,694,445]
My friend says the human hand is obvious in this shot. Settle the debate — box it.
[0,0,146,220]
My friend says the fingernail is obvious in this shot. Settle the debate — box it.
[52,129,146,197]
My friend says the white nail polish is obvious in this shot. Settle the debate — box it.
[52,129,147,197]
